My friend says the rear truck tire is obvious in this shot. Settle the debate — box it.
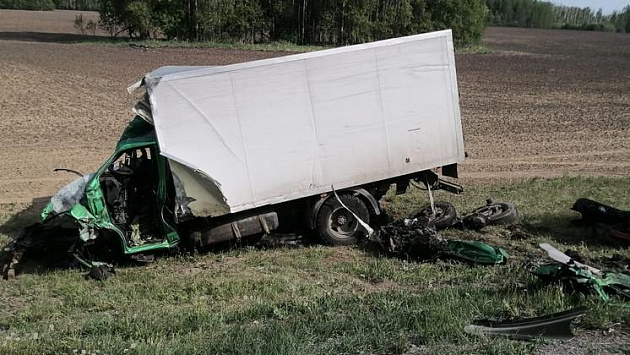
[469,201,518,226]
[316,194,370,246]
[411,202,457,230]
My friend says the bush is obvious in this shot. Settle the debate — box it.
[125,0,153,39]
[73,13,98,35]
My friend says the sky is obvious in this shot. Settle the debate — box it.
[553,0,630,14]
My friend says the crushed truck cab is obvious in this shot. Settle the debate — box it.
[4,30,466,272]
[37,117,180,266]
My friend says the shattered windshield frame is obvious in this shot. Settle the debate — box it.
[46,173,95,217]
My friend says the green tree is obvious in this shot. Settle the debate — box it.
[97,0,489,46]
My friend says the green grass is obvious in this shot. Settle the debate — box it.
[76,38,326,52]
[0,176,629,354]
[75,38,488,54]
[455,44,493,54]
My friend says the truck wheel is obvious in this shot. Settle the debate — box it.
[316,195,370,246]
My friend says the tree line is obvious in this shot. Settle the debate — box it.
[486,0,630,33]
[0,0,486,46]
[96,0,486,46]
[0,0,98,10]
[2,0,629,45]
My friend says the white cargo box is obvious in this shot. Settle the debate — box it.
[142,29,464,217]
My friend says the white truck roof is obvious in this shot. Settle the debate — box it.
[144,30,464,217]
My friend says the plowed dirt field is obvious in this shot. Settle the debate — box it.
[1,11,629,204]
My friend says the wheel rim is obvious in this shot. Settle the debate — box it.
[328,207,359,239]
[419,206,445,219]
[476,205,504,218]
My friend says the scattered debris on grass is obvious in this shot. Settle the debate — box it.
[534,244,630,302]
[370,216,509,265]
[369,199,516,264]
[464,306,587,340]
[533,263,630,302]
[409,199,519,231]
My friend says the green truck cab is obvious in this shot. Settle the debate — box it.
[39,117,180,267]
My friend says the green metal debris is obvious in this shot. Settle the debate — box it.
[533,263,630,302]
[446,240,509,265]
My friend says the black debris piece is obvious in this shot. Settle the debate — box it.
[594,254,630,272]
[564,249,586,263]
[571,198,630,226]
[372,219,447,261]
[131,254,155,264]
[570,198,630,244]
[464,306,588,340]
[256,233,306,248]
[85,265,116,281]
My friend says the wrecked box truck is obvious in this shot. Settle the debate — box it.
[4,30,465,272]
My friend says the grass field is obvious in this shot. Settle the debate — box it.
[1,176,629,354]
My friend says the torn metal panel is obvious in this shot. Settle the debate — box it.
[133,93,153,124]
[127,66,212,94]
[168,159,230,218]
[129,66,220,126]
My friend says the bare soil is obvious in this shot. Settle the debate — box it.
[0,9,104,37]
[459,28,630,181]
[0,13,629,204]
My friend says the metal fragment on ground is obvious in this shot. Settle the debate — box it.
[464,306,587,340]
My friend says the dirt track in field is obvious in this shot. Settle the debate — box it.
[0,11,629,204]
